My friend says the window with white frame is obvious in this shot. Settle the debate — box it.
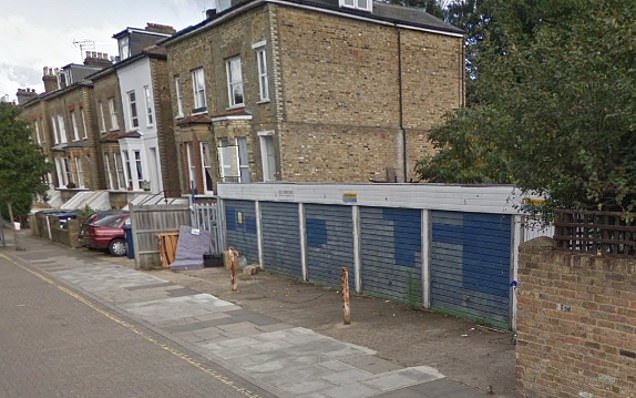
[63,157,72,187]
[98,101,106,132]
[54,158,65,187]
[113,153,126,190]
[259,132,277,181]
[191,68,206,113]
[75,157,85,188]
[253,43,269,102]
[339,0,372,11]
[70,111,80,141]
[185,142,197,193]
[174,76,184,117]
[123,151,133,190]
[34,120,41,145]
[108,98,119,130]
[134,150,143,188]
[50,116,59,144]
[143,85,153,126]
[119,37,130,60]
[57,115,67,143]
[199,142,214,194]
[80,108,88,139]
[103,152,114,190]
[127,91,139,129]
[217,137,250,183]
[237,137,250,183]
[225,57,244,107]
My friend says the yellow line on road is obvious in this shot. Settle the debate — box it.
[0,253,262,398]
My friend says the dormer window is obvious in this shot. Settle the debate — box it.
[119,37,130,60]
[340,0,372,12]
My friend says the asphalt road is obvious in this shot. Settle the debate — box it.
[0,254,272,398]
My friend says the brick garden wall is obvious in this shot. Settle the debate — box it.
[516,237,636,398]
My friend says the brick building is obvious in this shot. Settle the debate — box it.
[163,0,464,196]
[19,54,110,203]
[18,24,178,208]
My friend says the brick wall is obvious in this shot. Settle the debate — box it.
[516,237,636,398]
[276,6,463,182]
[166,3,463,185]
[150,57,181,197]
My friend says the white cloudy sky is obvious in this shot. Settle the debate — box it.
[0,0,211,102]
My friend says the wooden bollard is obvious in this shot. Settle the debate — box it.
[224,247,240,292]
[341,266,351,325]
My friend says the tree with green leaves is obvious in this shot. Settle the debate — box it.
[417,0,636,216]
[0,102,51,224]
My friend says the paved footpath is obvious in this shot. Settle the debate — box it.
[4,234,491,398]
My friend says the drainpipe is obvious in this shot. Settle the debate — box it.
[397,27,407,182]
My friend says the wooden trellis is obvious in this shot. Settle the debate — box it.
[553,209,636,256]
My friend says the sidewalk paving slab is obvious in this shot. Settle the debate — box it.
[2,232,511,398]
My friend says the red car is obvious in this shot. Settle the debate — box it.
[84,213,130,256]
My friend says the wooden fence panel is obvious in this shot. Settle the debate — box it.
[554,209,636,256]
[130,204,191,269]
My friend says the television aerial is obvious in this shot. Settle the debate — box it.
[72,39,96,61]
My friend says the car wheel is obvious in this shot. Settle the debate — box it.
[108,238,127,256]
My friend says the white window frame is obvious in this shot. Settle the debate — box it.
[237,137,250,183]
[34,120,41,145]
[143,85,154,126]
[191,68,207,113]
[54,158,65,188]
[174,76,184,117]
[57,115,67,143]
[217,137,249,183]
[98,101,106,132]
[258,131,276,182]
[252,42,269,102]
[185,142,197,193]
[74,157,85,188]
[134,150,144,189]
[63,157,72,187]
[103,152,114,190]
[225,56,244,108]
[108,98,119,130]
[80,108,88,139]
[122,150,133,190]
[113,153,126,190]
[339,0,372,11]
[50,116,59,144]
[127,90,139,129]
[70,111,80,141]
[199,142,214,194]
[119,37,130,60]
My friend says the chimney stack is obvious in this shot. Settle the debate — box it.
[145,22,176,35]
[42,66,58,93]
[16,88,38,105]
[84,51,112,67]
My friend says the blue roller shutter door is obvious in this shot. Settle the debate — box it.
[360,207,422,304]
[260,202,302,278]
[224,200,258,264]
[305,204,354,288]
[431,211,512,328]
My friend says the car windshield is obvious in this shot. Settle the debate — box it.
[94,214,128,228]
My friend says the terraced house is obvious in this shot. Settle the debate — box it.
[164,0,464,197]
[19,55,111,205]
[19,24,179,208]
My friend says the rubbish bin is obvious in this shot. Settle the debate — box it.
[123,223,134,259]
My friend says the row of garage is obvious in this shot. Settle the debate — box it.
[218,183,529,329]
